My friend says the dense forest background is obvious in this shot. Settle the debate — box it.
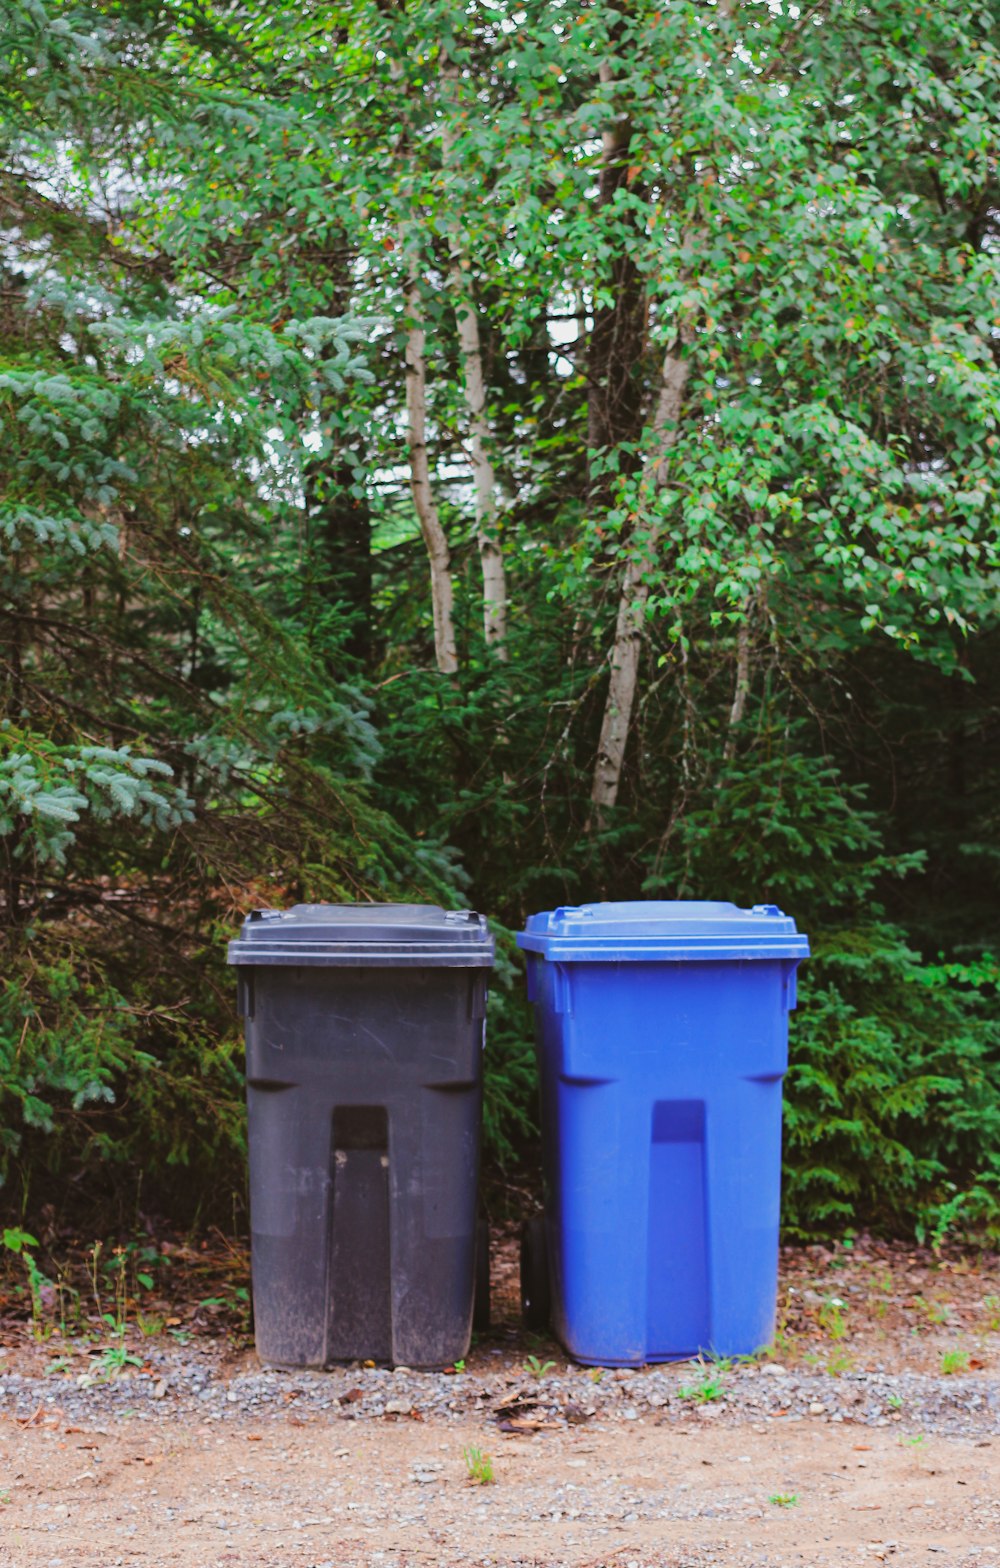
[1,0,998,1243]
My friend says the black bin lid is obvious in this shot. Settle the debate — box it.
[227,903,495,968]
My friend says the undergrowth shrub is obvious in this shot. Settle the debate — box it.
[0,950,140,1172]
[785,930,1000,1243]
[650,742,1000,1244]
[0,928,248,1216]
[482,926,538,1163]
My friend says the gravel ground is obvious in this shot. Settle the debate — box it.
[2,1344,999,1436]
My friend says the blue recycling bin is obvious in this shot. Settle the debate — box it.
[517,901,809,1366]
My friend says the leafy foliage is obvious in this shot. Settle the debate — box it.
[786,934,1000,1244]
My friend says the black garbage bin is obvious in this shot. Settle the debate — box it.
[228,904,494,1369]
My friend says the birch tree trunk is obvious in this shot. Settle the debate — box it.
[723,611,752,763]
[590,335,693,813]
[451,277,508,655]
[589,3,744,813]
[441,61,508,657]
[404,263,458,675]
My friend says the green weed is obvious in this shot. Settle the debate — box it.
[940,1349,969,1375]
[463,1446,495,1485]
[818,1297,848,1341]
[524,1355,555,1380]
[83,1241,143,1375]
[2,1227,36,1254]
[96,1342,142,1376]
[826,1350,854,1377]
[768,1492,799,1507]
[678,1365,725,1404]
[2,1228,51,1339]
[914,1295,952,1326]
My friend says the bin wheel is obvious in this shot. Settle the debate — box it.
[473,1217,491,1332]
[520,1216,550,1330]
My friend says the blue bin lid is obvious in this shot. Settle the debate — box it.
[517,901,809,963]
[228,903,494,968]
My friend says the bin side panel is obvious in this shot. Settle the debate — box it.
[547,1079,651,1366]
[705,1077,783,1355]
[388,1081,480,1368]
[246,1082,331,1367]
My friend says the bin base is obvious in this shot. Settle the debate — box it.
[555,1348,711,1369]
[255,1354,461,1372]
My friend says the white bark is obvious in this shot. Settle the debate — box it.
[404,265,458,675]
[451,278,508,655]
[590,337,692,812]
[724,611,752,761]
[588,0,746,813]
[441,61,508,657]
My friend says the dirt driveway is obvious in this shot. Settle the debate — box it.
[1,1409,998,1568]
[1,1232,998,1566]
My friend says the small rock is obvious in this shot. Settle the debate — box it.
[384,1399,412,1416]
[761,1364,788,1377]
[809,1402,826,1416]
[152,1380,168,1399]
